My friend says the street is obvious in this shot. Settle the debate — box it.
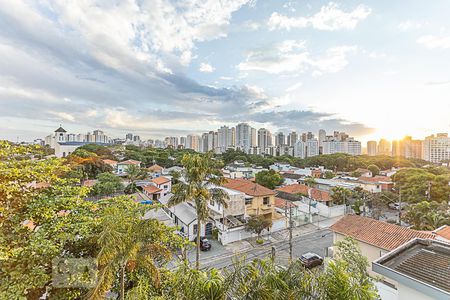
[192,228,333,270]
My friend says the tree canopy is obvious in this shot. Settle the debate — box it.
[255,169,284,189]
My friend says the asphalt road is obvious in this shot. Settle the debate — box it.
[199,228,333,270]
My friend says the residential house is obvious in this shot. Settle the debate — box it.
[276,183,331,205]
[151,176,171,197]
[148,164,164,176]
[330,215,435,281]
[142,185,162,201]
[102,159,118,172]
[222,178,286,227]
[433,225,450,242]
[372,238,450,300]
[117,159,141,174]
[357,176,394,193]
[158,193,211,241]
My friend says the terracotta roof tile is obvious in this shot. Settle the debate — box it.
[276,184,330,202]
[435,225,450,241]
[118,159,141,165]
[148,164,163,172]
[331,215,435,250]
[275,197,295,209]
[223,178,275,197]
[358,175,392,183]
[143,185,161,194]
[102,159,118,165]
[152,176,170,185]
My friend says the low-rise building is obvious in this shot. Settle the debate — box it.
[116,159,142,174]
[151,176,171,197]
[373,238,450,300]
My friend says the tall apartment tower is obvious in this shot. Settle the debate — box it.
[218,126,233,153]
[257,128,272,152]
[422,133,450,163]
[276,132,285,146]
[377,139,391,156]
[287,131,298,146]
[367,141,377,156]
[235,123,252,153]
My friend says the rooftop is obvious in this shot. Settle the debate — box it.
[373,238,450,298]
[152,176,171,185]
[143,185,161,194]
[54,126,67,133]
[331,215,435,251]
[102,159,118,165]
[434,225,450,241]
[118,159,141,165]
[223,178,275,197]
[159,193,197,225]
[276,184,330,202]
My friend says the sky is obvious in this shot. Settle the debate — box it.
[1,0,449,142]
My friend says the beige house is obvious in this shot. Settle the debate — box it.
[223,178,283,222]
[330,215,435,277]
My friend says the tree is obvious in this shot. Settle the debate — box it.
[330,186,352,205]
[0,142,99,299]
[90,172,124,196]
[255,170,284,189]
[245,215,272,240]
[169,152,229,269]
[124,164,147,194]
[367,164,380,177]
[88,197,185,300]
[168,170,181,184]
[403,201,449,230]
[66,154,112,179]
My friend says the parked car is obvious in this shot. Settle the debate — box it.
[194,236,212,251]
[300,252,323,269]
[389,202,407,210]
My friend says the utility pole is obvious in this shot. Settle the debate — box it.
[398,186,402,225]
[289,202,293,263]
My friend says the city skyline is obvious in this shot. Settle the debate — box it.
[1,1,450,142]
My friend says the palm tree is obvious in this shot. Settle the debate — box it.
[330,186,352,207]
[169,152,229,269]
[88,197,181,300]
[125,164,147,193]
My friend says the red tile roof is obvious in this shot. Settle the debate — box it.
[331,215,435,251]
[276,184,330,202]
[102,159,118,165]
[223,178,275,197]
[152,176,170,185]
[434,225,450,241]
[143,185,161,194]
[148,164,163,172]
[274,197,295,209]
[118,159,141,165]
[358,175,392,183]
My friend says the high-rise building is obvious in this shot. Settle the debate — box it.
[399,136,423,159]
[367,141,377,156]
[207,131,218,152]
[391,140,401,157]
[186,135,200,152]
[235,123,252,153]
[322,138,361,156]
[377,139,391,156]
[318,129,326,154]
[422,133,450,163]
[165,136,179,148]
[133,135,140,142]
[306,139,320,157]
[251,127,257,147]
[200,133,209,153]
[217,126,233,153]
[276,132,285,146]
[179,137,186,148]
[294,140,306,158]
[287,131,298,146]
[257,128,272,153]
[126,133,133,140]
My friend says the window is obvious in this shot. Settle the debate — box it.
[263,197,270,205]
[245,198,253,205]
[164,185,168,189]
[210,200,215,206]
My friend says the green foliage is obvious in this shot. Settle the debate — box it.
[330,187,352,205]
[78,144,115,159]
[90,173,124,196]
[66,154,113,179]
[392,168,450,203]
[323,171,335,179]
[169,152,229,269]
[367,164,380,177]
[403,201,450,230]
[245,215,272,237]
[255,169,284,189]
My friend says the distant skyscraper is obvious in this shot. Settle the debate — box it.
[235,123,252,153]
[126,133,133,140]
[186,135,200,152]
[257,128,272,152]
[200,133,209,153]
[392,140,401,157]
[377,139,391,156]
[287,131,298,146]
[423,133,449,163]
[318,129,326,147]
[276,132,285,146]
[251,127,257,147]
[133,135,140,142]
[179,137,186,148]
[218,126,233,153]
[367,141,377,156]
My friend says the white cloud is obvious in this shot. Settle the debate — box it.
[286,81,303,92]
[219,76,234,80]
[242,20,261,31]
[48,111,75,122]
[268,2,371,31]
[398,21,422,31]
[417,35,450,49]
[237,40,356,75]
[199,62,215,73]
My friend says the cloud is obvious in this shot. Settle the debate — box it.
[268,2,371,31]
[424,80,450,86]
[286,81,303,92]
[237,40,356,75]
[417,35,450,49]
[398,21,422,31]
[199,62,215,73]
